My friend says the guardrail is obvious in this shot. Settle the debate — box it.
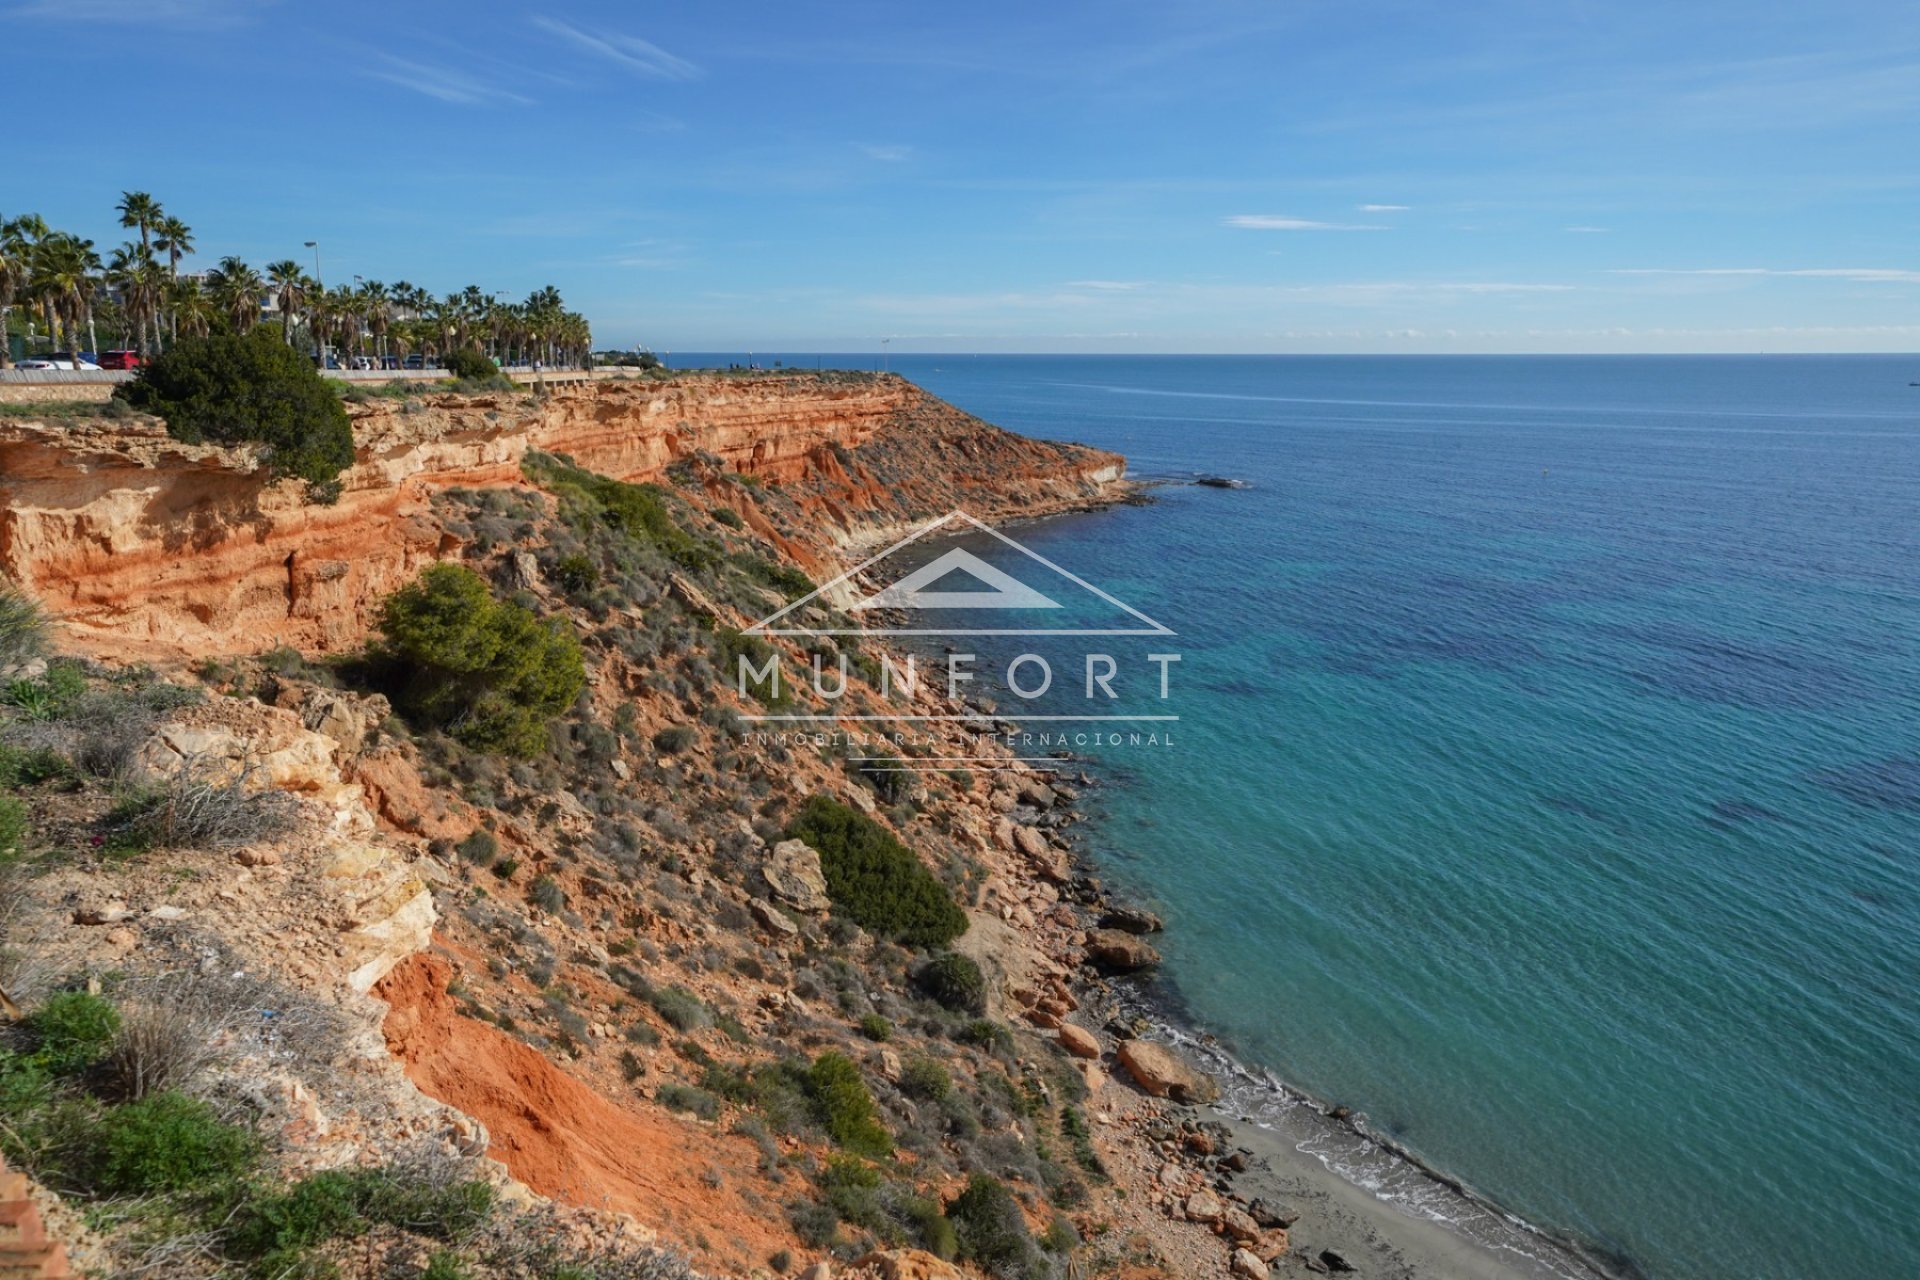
[0,370,132,385]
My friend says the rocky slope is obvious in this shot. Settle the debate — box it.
[0,374,1123,659]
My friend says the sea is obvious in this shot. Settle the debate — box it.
[680,353,1920,1280]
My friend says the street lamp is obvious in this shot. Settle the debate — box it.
[303,241,321,289]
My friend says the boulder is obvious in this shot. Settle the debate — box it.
[1221,1206,1262,1242]
[508,549,541,591]
[1013,824,1071,882]
[1116,1039,1220,1104]
[853,1249,964,1280]
[763,838,831,912]
[750,898,799,937]
[1086,928,1162,971]
[1018,778,1058,809]
[799,1264,832,1280]
[1183,1190,1224,1225]
[1056,1023,1101,1059]
[1318,1249,1357,1273]
[1249,1199,1298,1230]
[1099,904,1164,934]
[1232,1247,1270,1280]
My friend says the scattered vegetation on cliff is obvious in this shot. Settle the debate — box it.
[787,795,968,948]
[116,329,356,503]
[0,583,47,670]
[370,563,587,757]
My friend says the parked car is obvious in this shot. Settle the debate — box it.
[17,352,102,371]
[96,350,142,370]
[380,355,402,370]
[403,354,425,369]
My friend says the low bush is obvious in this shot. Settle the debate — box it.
[226,1163,493,1264]
[857,1013,892,1042]
[656,1082,719,1121]
[915,951,987,1015]
[805,1052,890,1157]
[648,985,710,1032]
[28,992,121,1075]
[101,758,299,853]
[441,348,498,380]
[786,796,967,948]
[457,829,499,865]
[553,552,600,594]
[0,583,46,669]
[652,725,698,755]
[371,563,586,756]
[900,1056,952,1103]
[117,330,355,503]
[946,1174,1045,1278]
[94,1091,260,1195]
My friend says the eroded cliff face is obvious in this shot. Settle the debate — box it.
[0,374,1124,658]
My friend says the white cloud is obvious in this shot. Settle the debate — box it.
[1358,204,1410,212]
[859,144,914,162]
[365,56,533,107]
[9,0,267,22]
[1225,215,1387,231]
[1564,225,1609,233]
[532,17,701,80]
[1065,280,1144,291]
[1613,267,1920,283]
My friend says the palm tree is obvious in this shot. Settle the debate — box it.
[266,260,310,347]
[357,281,392,362]
[0,215,38,368]
[206,255,264,334]
[153,215,193,281]
[115,192,164,260]
[168,277,215,339]
[107,242,166,355]
[29,233,103,357]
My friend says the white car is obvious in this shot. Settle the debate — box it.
[17,353,102,371]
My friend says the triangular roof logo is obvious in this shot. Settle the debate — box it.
[851,547,1063,611]
[745,510,1173,637]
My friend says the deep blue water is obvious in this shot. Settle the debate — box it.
[700,354,1920,1278]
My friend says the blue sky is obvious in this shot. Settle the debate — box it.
[9,0,1917,353]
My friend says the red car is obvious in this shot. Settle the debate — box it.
[97,350,142,370]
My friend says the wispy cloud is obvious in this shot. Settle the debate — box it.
[1613,267,1920,283]
[1359,204,1410,213]
[859,144,914,163]
[365,55,532,107]
[1564,226,1609,233]
[533,17,700,80]
[1226,215,1387,231]
[1065,280,1144,291]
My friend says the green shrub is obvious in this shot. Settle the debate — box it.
[805,1052,889,1157]
[652,725,698,755]
[786,796,967,948]
[226,1165,493,1261]
[916,952,987,1015]
[456,829,498,865]
[946,1174,1044,1277]
[656,1082,719,1120]
[0,744,70,790]
[0,796,27,866]
[857,1014,892,1042]
[117,330,355,503]
[709,506,744,530]
[900,1056,951,1103]
[715,628,788,708]
[441,348,498,380]
[0,583,46,669]
[528,874,566,914]
[552,553,599,593]
[29,992,121,1075]
[94,1091,259,1194]
[2,663,88,722]
[373,563,585,756]
[648,985,709,1032]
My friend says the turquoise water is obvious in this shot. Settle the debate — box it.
[857,356,1918,1280]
